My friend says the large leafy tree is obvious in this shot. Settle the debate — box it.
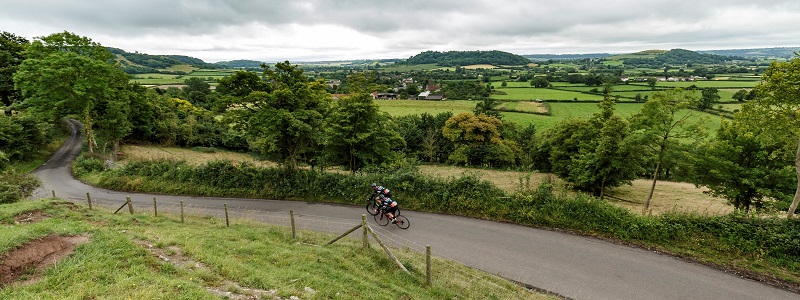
[14,32,130,154]
[690,120,795,212]
[442,112,520,167]
[0,31,29,114]
[542,98,640,197]
[738,55,800,217]
[629,88,706,213]
[323,93,404,172]
[234,61,329,171]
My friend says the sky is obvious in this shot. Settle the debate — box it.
[2,0,799,63]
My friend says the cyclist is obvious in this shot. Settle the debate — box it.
[371,183,398,222]
[371,183,392,202]
[379,195,399,223]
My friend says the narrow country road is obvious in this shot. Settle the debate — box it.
[32,120,798,300]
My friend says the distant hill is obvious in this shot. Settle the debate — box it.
[621,49,742,66]
[523,53,612,61]
[215,59,267,69]
[699,47,799,59]
[108,47,220,73]
[402,50,531,67]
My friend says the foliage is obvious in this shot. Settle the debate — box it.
[394,112,455,163]
[441,112,520,168]
[698,88,720,111]
[14,32,131,154]
[0,168,41,204]
[402,50,531,67]
[538,99,639,195]
[0,113,52,161]
[230,61,330,171]
[322,93,404,171]
[690,120,795,212]
[442,81,488,99]
[0,31,29,110]
[623,49,740,67]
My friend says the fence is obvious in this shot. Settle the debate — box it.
[50,190,541,299]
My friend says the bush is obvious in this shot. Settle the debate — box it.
[0,169,41,204]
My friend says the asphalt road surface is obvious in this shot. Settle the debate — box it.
[31,120,798,300]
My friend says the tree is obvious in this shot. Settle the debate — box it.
[442,112,520,167]
[0,31,29,114]
[698,88,720,111]
[629,88,706,213]
[738,55,800,217]
[542,97,640,197]
[647,77,658,90]
[473,98,502,119]
[690,120,794,212]
[531,76,550,88]
[323,93,404,172]
[237,61,329,171]
[14,32,131,154]
[732,89,748,102]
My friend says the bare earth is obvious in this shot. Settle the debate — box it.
[0,233,89,286]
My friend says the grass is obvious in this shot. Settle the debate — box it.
[0,199,551,299]
[375,100,477,117]
[492,88,605,101]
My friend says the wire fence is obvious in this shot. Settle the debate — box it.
[59,190,547,299]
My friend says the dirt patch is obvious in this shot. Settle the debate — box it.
[0,234,89,286]
[13,210,50,224]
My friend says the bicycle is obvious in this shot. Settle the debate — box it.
[366,193,400,216]
[373,206,410,229]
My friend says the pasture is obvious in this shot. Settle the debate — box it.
[493,87,605,101]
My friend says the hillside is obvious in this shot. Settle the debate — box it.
[108,47,220,74]
[523,53,612,61]
[621,48,742,66]
[700,47,799,59]
[402,50,531,67]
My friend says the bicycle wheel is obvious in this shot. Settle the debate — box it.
[394,215,410,229]
[374,213,390,226]
[366,202,379,216]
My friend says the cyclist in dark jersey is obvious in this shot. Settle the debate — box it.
[371,183,398,222]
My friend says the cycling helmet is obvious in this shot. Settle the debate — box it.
[371,183,377,187]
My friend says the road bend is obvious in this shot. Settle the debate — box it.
[31,120,798,300]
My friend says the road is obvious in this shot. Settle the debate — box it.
[32,120,798,300]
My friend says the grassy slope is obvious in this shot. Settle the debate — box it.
[1,199,551,299]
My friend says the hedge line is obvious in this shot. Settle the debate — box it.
[74,157,800,275]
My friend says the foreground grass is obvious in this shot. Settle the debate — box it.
[1,199,551,299]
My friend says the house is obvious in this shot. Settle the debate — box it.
[417,91,430,99]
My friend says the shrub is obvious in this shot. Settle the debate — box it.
[0,169,41,204]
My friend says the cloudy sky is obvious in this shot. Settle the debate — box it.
[2,0,799,62]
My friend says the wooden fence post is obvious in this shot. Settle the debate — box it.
[366,225,409,273]
[153,197,158,217]
[86,192,92,210]
[290,210,296,240]
[126,196,134,215]
[426,245,432,287]
[180,200,185,223]
[362,214,368,250]
[224,203,229,227]
[52,190,55,198]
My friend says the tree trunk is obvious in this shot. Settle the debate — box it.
[787,137,800,218]
[642,163,661,215]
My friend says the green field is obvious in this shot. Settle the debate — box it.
[493,87,604,101]
[632,80,759,88]
[375,100,477,117]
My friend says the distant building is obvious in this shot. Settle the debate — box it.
[371,92,398,100]
[418,91,445,100]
